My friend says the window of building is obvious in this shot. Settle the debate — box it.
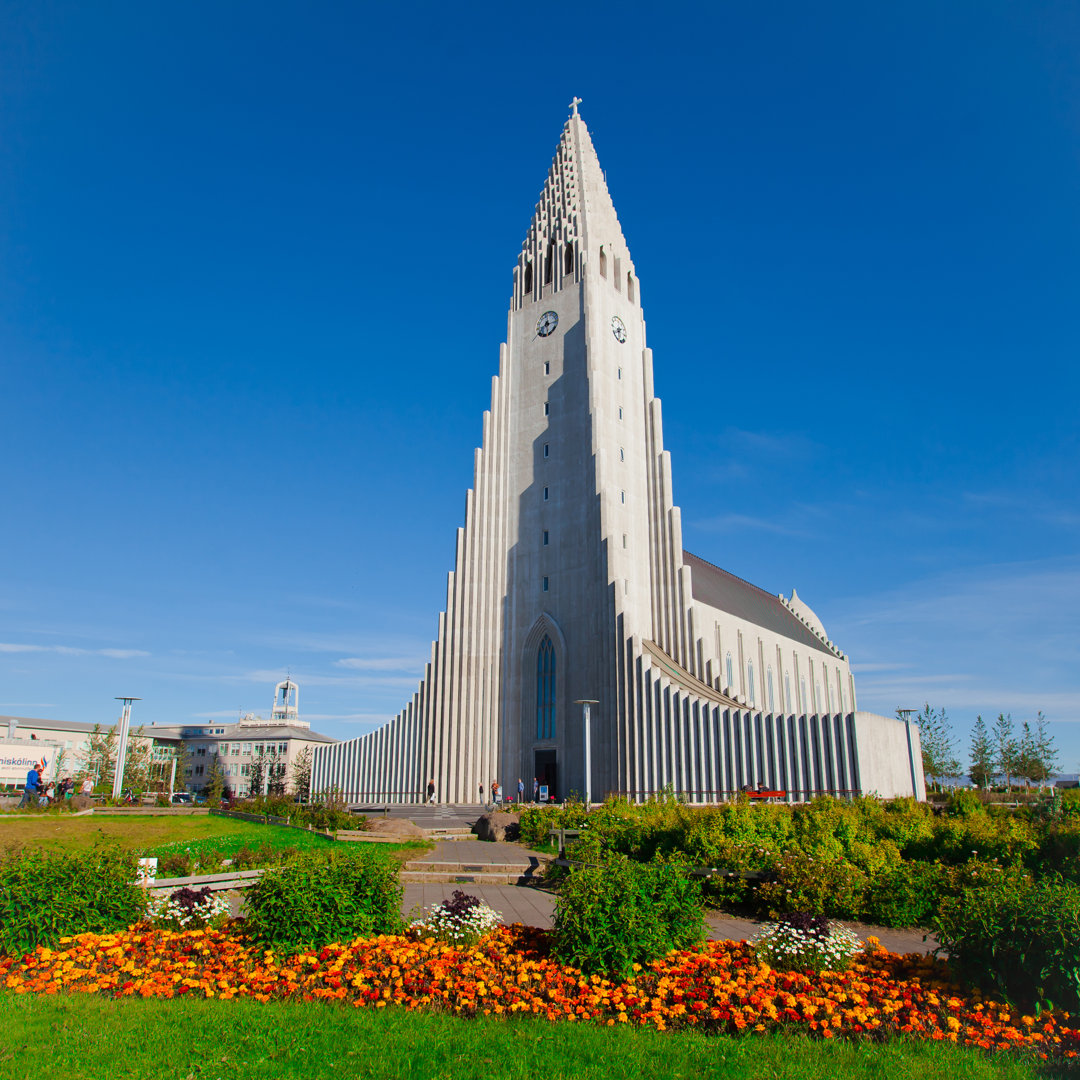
[242,743,251,755]
[801,678,808,712]
[618,406,623,420]
[599,247,607,278]
[195,765,204,777]
[241,764,250,777]
[544,241,554,285]
[542,577,549,592]
[564,242,574,275]
[725,652,734,689]
[278,742,287,755]
[543,486,549,501]
[523,261,533,292]
[543,530,549,545]
[197,747,206,757]
[622,533,627,549]
[544,361,550,375]
[254,744,263,755]
[536,635,556,740]
[619,447,624,461]
[543,443,549,458]
[627,273,635,302]
[816,681,822,714]
[231,744,240,756]
[617,367,622,380]
[620,490,625,504]
[544,401,549,416]
[767,667,775,713]
[785,672,792,711]
[748,661,756,705]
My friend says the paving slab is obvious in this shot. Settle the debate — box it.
[406,839,547,866]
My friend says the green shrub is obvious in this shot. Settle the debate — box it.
[243,848,403,956]
[0,848,144,955]
[551,853,704,979]
[753,850,867,920]
[933,870,1080,1013]
[861,860,945,927]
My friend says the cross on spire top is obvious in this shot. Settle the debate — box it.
[569,96,582,116]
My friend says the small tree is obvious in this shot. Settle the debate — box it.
[205,757,226,805]
[992,713,1019,790]
[248,753,266,798]
[82,724,118,791]
[291,746,313,803]
[910,703,961,792]
[266,748,287,797]
[968,714,995,789]
[1033,712,1059,785]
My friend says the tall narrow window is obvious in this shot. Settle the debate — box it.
[618,407,623,420]
[617,367,622,380]
[620,490,625,504]
[543,443,549,458]
[767,668,775,713]
[544,242,554,284]
[599,247,607,278]
[627,273,635,302]
[785,672,792,711]
[748,661,756,705]
[619,447,625,461]
[542,577,549,592]
[725,652,734,689]
[622,533,627,549]
[523,261,533,292]
[544,361,550,375]
[800,678,807,713]
[543,530,549,545]
[564,242,574,274]
[544,401,549,416]
[543,487,549,501]
[816,681,822,714]
[536,635,556,740]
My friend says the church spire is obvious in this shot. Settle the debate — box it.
[514,103,635,308]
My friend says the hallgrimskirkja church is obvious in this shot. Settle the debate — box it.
[312,104,924,805]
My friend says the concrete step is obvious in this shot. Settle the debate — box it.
[421,829,474,840]
[403,859,547,873]
[400,870,546,885]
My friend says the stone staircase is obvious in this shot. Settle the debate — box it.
[421,827,474,841]
[401,852,550,886]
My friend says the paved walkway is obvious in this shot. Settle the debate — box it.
[401,840,938,955]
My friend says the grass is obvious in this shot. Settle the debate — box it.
[0,993,1063,1080]
[0,814,428,862]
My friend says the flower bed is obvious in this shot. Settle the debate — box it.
[2,926,1075,1061]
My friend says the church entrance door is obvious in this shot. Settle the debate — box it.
[534,749,557,802]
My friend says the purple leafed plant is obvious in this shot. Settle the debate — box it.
[778,911,831,942]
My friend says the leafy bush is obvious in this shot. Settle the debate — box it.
[934,870,1080,1013]
[0,848,144,954]
[243,848,403,956]
[861,860,945,927]
[551,853,704,979]
[751,912,863,973]
[754,849,867,920]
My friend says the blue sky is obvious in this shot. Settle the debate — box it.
[2,1,1077,770]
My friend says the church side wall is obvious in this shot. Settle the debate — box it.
[852,710,925,800]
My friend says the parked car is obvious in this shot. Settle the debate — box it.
[170,792,193,804]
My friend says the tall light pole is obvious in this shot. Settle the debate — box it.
[112,697,141,800]
[574,699,598,806]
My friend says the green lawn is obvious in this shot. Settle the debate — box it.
[1,994,1063,1080]
[0,813,427,862]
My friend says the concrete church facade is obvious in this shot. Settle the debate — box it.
[313,105,924,805]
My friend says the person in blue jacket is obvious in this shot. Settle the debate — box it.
[18,765,41,809]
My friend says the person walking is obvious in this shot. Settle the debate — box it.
[426,778,436,804]
[517,777,525,803]
[18,765,41,809]
[492,779,501,806]
[478,782,484,807]
[533,777,539,802]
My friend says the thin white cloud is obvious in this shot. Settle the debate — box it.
[694,513,810,538]
[334,657,425,671]
[0,643,149,658]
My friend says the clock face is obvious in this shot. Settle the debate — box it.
[537,311,559,337]
[611,315,627,343]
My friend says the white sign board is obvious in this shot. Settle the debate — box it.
[0,740,61,786]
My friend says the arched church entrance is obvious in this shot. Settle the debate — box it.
[522,614,566,802]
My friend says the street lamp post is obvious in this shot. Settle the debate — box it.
[574,699,599,806]
[112,697,141,801]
